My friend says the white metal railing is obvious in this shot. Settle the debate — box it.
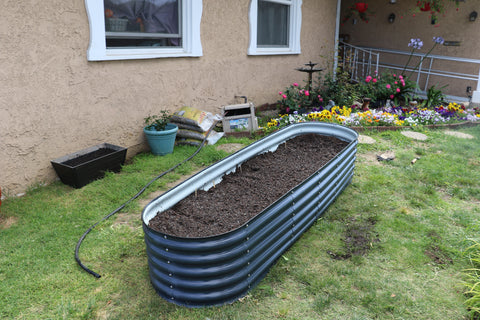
[339,43,480,102]
[338,41,379,82]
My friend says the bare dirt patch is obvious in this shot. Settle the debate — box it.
[216,143,245,153]
[444,131,474,139]
[327,216,380,260]
[0,216,18,230]
[357,152,382,166]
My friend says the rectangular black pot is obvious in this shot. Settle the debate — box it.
[51,143,127,188]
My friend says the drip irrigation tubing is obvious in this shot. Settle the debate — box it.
[75,121,220,278]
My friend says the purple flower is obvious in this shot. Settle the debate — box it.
[408,38,423,50]
[433,36,444,45]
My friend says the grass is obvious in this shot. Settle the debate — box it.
[1,126,479,319]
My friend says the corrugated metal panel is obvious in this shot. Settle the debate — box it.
[142,122,358,307]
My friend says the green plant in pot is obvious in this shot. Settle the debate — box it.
[143,110,178,156]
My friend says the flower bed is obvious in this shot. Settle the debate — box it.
[265,103,480,133]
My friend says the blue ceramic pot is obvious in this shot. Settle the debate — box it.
[143,123,178,156]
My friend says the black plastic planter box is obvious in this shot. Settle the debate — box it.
[51,143,127,188]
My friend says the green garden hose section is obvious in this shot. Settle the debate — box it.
[75,122,219,278]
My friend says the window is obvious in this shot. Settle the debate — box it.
[248,0,302,55]
[85,0,202,61]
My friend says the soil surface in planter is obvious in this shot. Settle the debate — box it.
[63,148,114,167]
[148,134,349,238]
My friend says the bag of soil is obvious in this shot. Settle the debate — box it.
[176,129,224,146]
[171,106,222,132]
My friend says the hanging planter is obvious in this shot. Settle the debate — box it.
[343,2,374,23]
[414,0,462,24]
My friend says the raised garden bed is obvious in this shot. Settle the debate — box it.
[142,122,358,307]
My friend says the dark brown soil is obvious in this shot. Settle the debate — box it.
[63,148,113,167]
[148,134,349,238]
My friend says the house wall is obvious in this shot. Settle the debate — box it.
[0,0,338,196]
[340,0,480,99]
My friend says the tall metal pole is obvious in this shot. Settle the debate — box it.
[333,0,342,81]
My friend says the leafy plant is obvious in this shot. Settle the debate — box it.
[144,110,172,131]
[317,70,361,108]
[277,82,312,113]
[422,84,447,108]
[357,71,418,106]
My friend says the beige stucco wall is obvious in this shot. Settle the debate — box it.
[0,0,338,196]
[340,0,480,98]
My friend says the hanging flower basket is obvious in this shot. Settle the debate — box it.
[343,2,374,23]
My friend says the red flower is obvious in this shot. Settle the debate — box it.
[417,1,431,12]
[355,2,368,13]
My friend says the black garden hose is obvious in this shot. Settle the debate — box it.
[75,121,219,278]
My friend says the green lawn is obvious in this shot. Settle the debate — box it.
[1,127,479,320]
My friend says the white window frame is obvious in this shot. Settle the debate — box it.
[85,0,203,61]
[248,0,302,56]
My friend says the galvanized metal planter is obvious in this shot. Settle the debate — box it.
[142,122,358,307]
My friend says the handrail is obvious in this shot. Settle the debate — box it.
[338,43,480,102]
[338,41,379,82]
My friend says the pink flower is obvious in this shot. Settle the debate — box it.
[390,94,394,99]
[373,78,377,83]
[293,82,299,87]
[401,80,405,87]
[386,84,391,89]
[279,91,283,95]
[396,88,401,93]
[393,74,397,77]
[305,90,310,96]
[394,81,398,84]
[399,75,403,80]
[365,75,372,83]
[282,94,287,99]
